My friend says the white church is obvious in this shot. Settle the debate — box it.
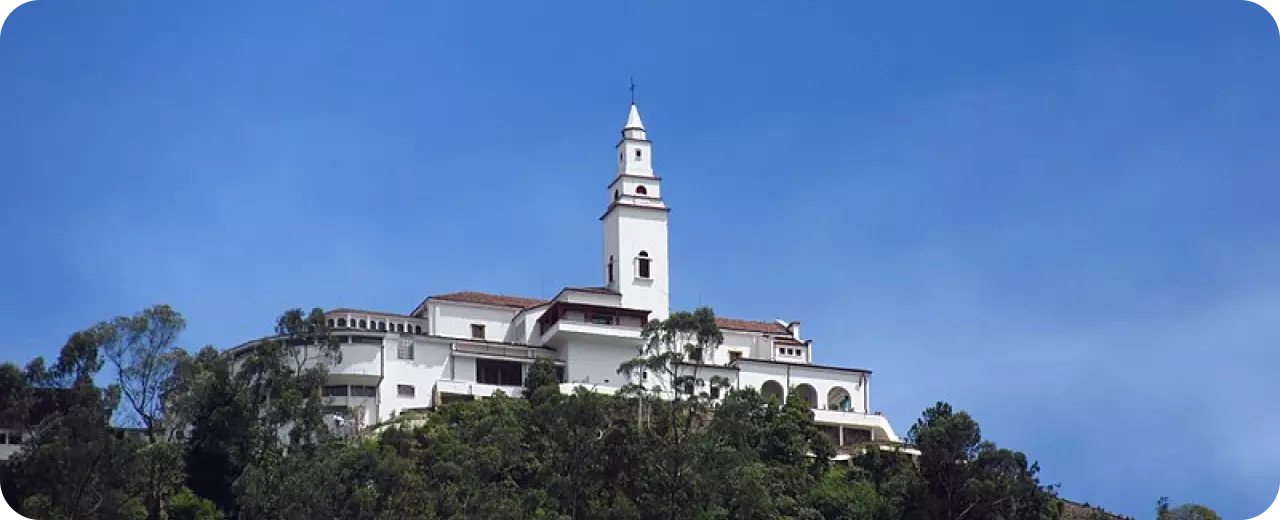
[228,102,910,456]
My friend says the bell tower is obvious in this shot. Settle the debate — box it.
[602,100,670,321]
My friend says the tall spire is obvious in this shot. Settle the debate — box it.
[624,104,645,132]
[623,77,646,139]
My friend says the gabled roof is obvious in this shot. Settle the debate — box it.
[429,291,548,309]
[423,291,788,335]
[715,317,789,334]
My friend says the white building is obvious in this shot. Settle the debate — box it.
[227,102,909,456]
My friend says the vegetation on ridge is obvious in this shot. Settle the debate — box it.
[0,304,1218,520]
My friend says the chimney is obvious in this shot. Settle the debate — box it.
[774,319,802,341]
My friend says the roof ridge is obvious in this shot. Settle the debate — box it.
[427,290,789,334]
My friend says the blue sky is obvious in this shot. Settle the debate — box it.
[2,0,1278,517]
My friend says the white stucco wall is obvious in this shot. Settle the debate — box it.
[557,290,622,307]
[507,305,548,344]
[431,301,518,341]
[715,331,771,364]
[0,429,23,460]
[603,206,669,320]
[563,341,636,387]
[736,361,870,414]
[378,338,450,418]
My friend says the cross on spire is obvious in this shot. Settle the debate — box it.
[629,76,636,105]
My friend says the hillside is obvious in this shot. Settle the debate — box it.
[0,304,1157,520]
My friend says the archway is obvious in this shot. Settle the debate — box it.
[792,384,818,409]
[761,380,784,403]
[827,386,853,411]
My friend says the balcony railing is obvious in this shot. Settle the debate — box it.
[536,301,648,336]
[452,341,556,361]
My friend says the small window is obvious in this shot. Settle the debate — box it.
[635,185,648,195]
[682,380,694,394]
[396,323,405,333]
[337,318,347,328]
[397,385,415,398]
[352,386,378,398]
[471,324,486,339]
[637,251,651,279]
[614,189,621,201]
[729,351,743,363]
[378,322,387,332]
[587,312,615,325]
[414,325,422,335]
[323,385,349,397]
[398,340,414,360]
[710,386,721,399]
[634,149,642,160]
[689,347,704,362]
[607,256,615,284]
[327,318,335,328]
[358,319,367,329]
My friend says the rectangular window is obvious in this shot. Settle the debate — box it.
[398,340,414,360]
[476,359,524,386]
[587,312,615,325]
[710,386,721,399]
[689,347,704,363]
[728,351,743,363]
[397,384,415,398]
[351,386,377,398]
[554,365,566,383]
[322,385,348,397]
[637,258,651,279]
[470,324,486,340]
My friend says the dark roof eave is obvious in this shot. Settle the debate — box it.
[733,358,872,375]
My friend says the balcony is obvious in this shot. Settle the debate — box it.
[452,340,557,361]
[434,379,523,400]
[536,301,648,348]
[811,408,900,442]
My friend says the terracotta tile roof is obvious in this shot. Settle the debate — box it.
[427,291,789,335]
[430,291,549,309]
[715,317,789,334]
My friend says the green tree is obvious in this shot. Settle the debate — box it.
[98,304,189,519]
[904,402,1059,520]
[523,357,562,406]
[164,308,341,517]
[3,328,140,520]
[1157,498,1222,520]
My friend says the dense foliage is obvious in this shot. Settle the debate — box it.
[0,305,1213,520]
